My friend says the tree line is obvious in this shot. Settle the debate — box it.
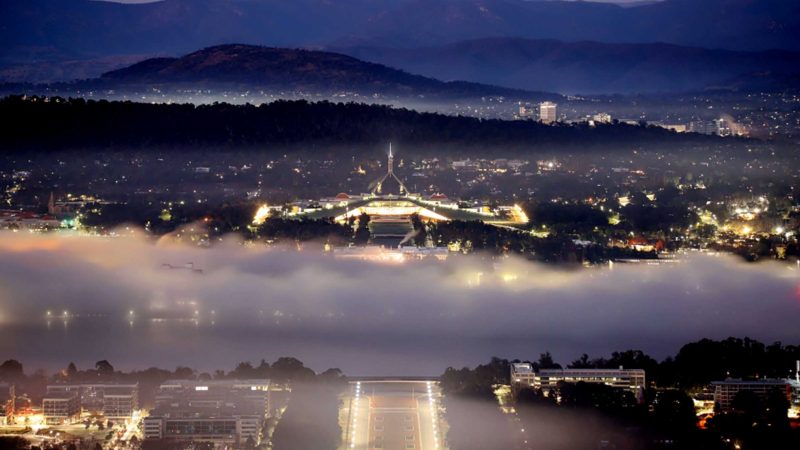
[440,337,800,450]
[0,96,722,154]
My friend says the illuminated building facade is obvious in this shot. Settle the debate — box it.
[291,146,529,242]
[510,363,536,389]
[143,411,261,445]
[510,364,646,401]
[712,378,800,412]
[144,379,270,446]
[45,383,139,419]
[332,245,449,262]
[42,392,81,424]
[539,101,557,124]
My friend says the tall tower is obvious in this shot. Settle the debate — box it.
[387,142,394,175]
[539,101,557,124]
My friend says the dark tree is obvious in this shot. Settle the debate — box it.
[0,360,24,380]
[270,357,315,383]
[66,362,78,378]
[0,436,31,450]
[536,352,562,370]
[652,390,697,431]
[95,360,114,377]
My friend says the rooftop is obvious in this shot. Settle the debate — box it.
[511,363,534,374]
[159,379,269,388]
[712,378,797,386]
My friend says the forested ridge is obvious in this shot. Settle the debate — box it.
[0,96,723,154]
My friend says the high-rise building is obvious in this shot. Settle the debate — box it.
[715,117,733,137]
[539,102,557,124]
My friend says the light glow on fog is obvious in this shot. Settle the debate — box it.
[0,231,797,374]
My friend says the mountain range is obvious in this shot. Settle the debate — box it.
[2,0,799,67]
[338,38,800,94]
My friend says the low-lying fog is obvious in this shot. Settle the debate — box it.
[0,231,797,375]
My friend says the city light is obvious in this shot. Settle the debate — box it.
[1,3,799,449]
[252,204,270,225]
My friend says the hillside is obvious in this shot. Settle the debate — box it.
[339,38,800,95]
[94,44,544,99]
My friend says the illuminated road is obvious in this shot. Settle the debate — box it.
[343,380,443,450]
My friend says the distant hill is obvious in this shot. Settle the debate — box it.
[94,44,549,100]
[339,38,800,95]
[1,0,799,70]
[0,55,149,84]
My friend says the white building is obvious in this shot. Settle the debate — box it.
[593,112,612,124]
[510,363,536,388]
[0,210,60,230]
[539,102,557,124]
[45,383,139,419]
[712,378,800,412]
[144,379,271,446]
[42,392,81,424]
[143,410,261,445]
[510,364,646,400]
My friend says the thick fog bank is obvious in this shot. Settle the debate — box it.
[0,232,797,375]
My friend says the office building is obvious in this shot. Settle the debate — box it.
[539,102,557,124]
[517,103,535,120]
[712,361,800,412]
[45,383,139,419]
[593,112,612,124]
[143,410,261,445]
[715,117,732,137]
[510,363,536,389]
[43,392,81,424]
[712,378,800,412]
[102,386,140,419]
[144,379,270,446]
[510,364,646,400]
[689,120,718,135]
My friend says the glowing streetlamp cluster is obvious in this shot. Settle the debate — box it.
[427,381,440,449]
[252,204,270,225]
[350,381,361,449]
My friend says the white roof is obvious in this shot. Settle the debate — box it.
[511,363,533,374]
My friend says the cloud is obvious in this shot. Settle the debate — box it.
[0,231,797,375]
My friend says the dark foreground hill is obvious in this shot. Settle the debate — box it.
[0,95,724,155]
